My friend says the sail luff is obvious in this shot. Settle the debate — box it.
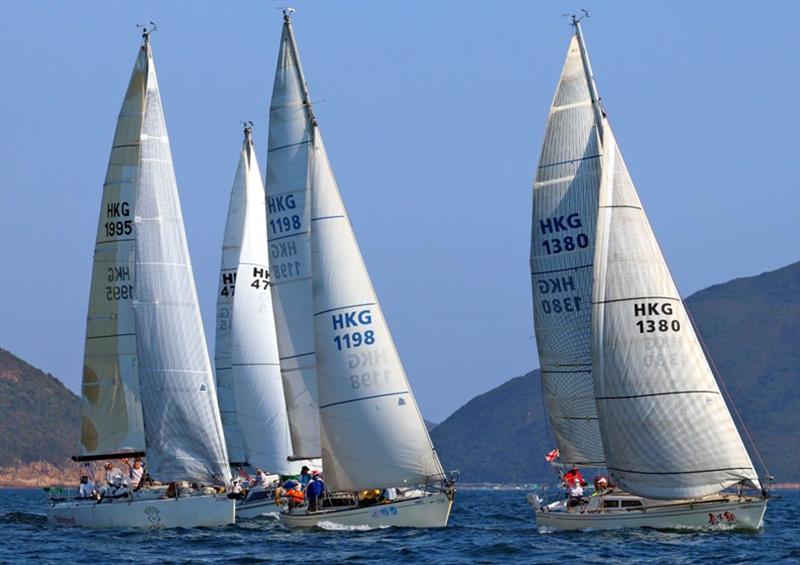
[133,41,230,486]
[78,43,149,460]
[529,32,606,468]
[265,16,322,459]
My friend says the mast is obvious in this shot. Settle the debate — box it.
[572,13,605,143]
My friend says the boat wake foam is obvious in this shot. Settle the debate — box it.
[315,520,391,532]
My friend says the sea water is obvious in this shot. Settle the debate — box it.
[1,488,798,563]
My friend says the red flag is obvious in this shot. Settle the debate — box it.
[545,448,559,462]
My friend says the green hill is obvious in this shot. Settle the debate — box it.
[431,262,800,484]
[0,348,79,468]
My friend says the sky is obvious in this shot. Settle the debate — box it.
[1,1,798,423]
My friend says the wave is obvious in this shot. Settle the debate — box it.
[0,511,47,525]
[314,520,391,532]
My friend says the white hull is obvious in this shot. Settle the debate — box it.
[236,497,279,519]
[280,491,453,529]
[532,493,767,531]
[47,494,235,529]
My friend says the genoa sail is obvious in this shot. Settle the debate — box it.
[310,132,444,492]
[529,34,605,468]
[591,124,760,499]
[132,38,230,486]
[215,126,295,474]
[265,16,321,460]
[78,43,148,460]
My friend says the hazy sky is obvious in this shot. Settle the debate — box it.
[1,1,798,422]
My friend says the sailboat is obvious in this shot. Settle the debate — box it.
[269,10,455,529]
[215,123,300,519]
[47,27,235,529]
[527,15,769,531]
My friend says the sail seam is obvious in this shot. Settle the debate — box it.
[538,154,601,170]
[598,205,642,210]
[112,143,140,149]
[597,390,720,400]
[319,390,409,410]
[311,215,345,222]
[314,302,377,317]
[592,296,680,305]
[268,232,307,243]
[97,238,135,245]
[550,100,593,112]
[279,352,314,361]
[608,466,754,476]
[86,332,136,339]
[268,140,311,153]
[231,363,281,367]
[542,369,591,374]
[534,175,578,188]
[531,263,592,276]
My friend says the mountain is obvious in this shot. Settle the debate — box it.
[424,420,438,432]
[431,262,800,484]
[0,348,79,486]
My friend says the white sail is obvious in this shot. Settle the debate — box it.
[265,17,321,459]
[530,34,605,467]
[215,136,249,467]
[78,43,149,460]
[592,124,760,499]
[311,133,444,492]
[132,39,230,486]
[215,126,295,474]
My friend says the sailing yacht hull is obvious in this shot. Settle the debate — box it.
[280,491,453,529]
[532,494,767,532]
[236,498,279,519]
[47,494,235,529]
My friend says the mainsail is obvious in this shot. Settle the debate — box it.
[132,36,230,486]
[78,40,149,460]
[529,33,605,468]
[265,14,321,460]
[215,126,295,474]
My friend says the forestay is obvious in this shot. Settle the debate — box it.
[530,34,605,468]
[78,43,149,460]
[265,16,321,460]
[592,125,760,499]
[311,133,444,492]
[217,127,295,475]
[132,39,230,486]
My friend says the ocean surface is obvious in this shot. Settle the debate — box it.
[1,488,798,564]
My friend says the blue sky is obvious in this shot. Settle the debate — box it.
[1,1,798,422]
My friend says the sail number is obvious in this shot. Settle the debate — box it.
[331,309,376,351]
[269,215,301,234]
[103,201,133,238]
[351,370,390,390]
[537,276,582,314]
[105,266,132,301]
[539,213,589,255]
[633,302,681,333]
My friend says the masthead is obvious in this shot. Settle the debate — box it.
[137,21,158,44]
[282,7,295,22]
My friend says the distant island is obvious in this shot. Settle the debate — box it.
[1,262,798,488]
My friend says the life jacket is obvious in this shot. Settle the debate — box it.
[287,488,305,503]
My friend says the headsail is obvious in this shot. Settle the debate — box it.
[529,32,605,468]
[311,132,444,492]
[215,125,295,474]
[77,41,149,461]
[132,36,230,486]
[592,122,760,500]
[265,13,321,460]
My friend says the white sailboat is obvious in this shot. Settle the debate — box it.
[47,27,235,529]
[270,10,455,529]
[527,15,768,531]
[215,124,299,519]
